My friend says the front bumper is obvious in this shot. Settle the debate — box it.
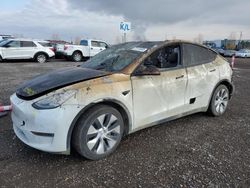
[10,94,81,154]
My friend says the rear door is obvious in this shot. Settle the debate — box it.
[131,44,188,130]
[19,41,37,58]
[182,43,219,113]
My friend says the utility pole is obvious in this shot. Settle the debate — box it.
[122,33,127,43]
[239,31,243,49]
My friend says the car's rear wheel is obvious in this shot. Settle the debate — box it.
[72,105,124,160]
[35,53,47,63]
[209,85,229,116]
[72,51,82,62]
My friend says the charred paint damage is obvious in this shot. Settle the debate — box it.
[10,40,234,159]
[16,67,110,100]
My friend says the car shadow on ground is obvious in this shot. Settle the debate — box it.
[5,112,209,163]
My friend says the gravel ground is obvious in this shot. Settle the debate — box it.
[0,58,249,187]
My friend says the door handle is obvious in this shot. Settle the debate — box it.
[91,48,93,50]
[209,69,216,72]
[176,75,184,79]
[100,48,103,50]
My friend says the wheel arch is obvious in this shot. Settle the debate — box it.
[66,99,132,152]
[72,50,83,57]
[208,79,234,108]
[33,51,49,59]
[217,79,234,98]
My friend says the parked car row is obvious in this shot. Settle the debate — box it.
[0,39,55,63]
[212,48,250,58]
[0,38,109,63]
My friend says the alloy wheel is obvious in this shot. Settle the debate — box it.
[37,54,46,63]
[214,88,229,114]
[73,53,82,62]
[86,113,121,154]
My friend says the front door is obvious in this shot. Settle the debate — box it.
[90,41,106,57]
[2,40,21,59]
[18,41,37,59]
[131,44,187,131]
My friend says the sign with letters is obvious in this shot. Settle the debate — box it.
[120,22,131,33]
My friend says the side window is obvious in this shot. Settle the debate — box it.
[6,41,21,48]
[80,40,88,46]
[143,45,181,69]
[91,41,99,47]
[21,41,37,47]
[183,44,216,66]
[38,42,52,47]
[99,42,108,48]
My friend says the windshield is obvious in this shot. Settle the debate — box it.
[81,42,161,72]
[0,40,10,47]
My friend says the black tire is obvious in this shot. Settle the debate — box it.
[72,105,124,160]
[0,56,3,63]
[35,53,47,63]
[208,85,229,116]
[72,51,83,62]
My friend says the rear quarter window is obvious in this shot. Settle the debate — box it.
[183,43,217,66]
[21,41,37,47]
[38,42,53,47]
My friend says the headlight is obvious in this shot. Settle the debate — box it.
[32,90,77,109]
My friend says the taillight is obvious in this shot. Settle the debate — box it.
[49,47,55,52]
[230,55,235,69]
[64,45,68,50]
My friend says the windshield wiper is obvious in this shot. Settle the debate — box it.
[95,56,120,71]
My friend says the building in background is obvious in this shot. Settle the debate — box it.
[203,39,250,50]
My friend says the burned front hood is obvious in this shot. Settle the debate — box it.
[16,67,110,100]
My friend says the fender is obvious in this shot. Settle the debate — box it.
[207,79,234,110]
[66,98,132,152]
[33,51,49,59]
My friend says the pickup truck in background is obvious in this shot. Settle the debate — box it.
[63,39,109,62]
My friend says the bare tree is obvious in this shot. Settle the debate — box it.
[197,34,204,44]
[74,36,81,45]
[115,36,121,44]
[228,32,236,40]
[13,33,24,38]
[194,34,204,44]
[51,33,60,40]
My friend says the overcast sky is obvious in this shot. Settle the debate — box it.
[1,0,250,43]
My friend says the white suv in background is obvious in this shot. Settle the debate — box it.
[0,39,55,63]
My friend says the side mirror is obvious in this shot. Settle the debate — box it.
[133,65,161,76]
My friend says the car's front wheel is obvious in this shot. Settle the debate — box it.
[209,85,229,116]
[72,105,124,160]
